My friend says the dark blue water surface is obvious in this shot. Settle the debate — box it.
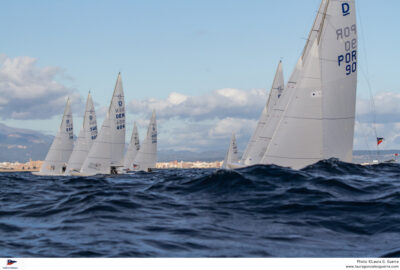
[1,159,400,257]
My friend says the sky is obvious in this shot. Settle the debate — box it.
[0,0,399,152]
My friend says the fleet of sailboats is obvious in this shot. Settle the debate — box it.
[38,73,158,176]
[38,0,360,175]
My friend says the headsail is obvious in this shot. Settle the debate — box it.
[132,110,157,172]
[261,40,323,169]
[37,98,74,175]
[65,92,97,174]
[261,0,357,169]
[122,121,140,170]
[80,112,111,175]
[222,133,239,169]
[241,61,284,165]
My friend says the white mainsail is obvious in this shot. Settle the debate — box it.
[122,121,140,170]
[110,73,126,167]
[320,0,357,162]
[65,92,98,174]
[36,98,74,175]
[132,110,157,172]
[261,0,357,169]
[222,133,239,169]
[79,73,126,175]
[241,61,284,166]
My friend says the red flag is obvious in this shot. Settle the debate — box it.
[377,137,384,145]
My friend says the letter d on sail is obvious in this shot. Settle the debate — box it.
[342,3,350,16]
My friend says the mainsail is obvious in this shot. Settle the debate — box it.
[132,110,157,172]
[79,73,126,175]
[122,121,140,170]
[261,0,357,169]
[65,92,98,174]
[110,73,126,166]
[222,133,239,169]
[37,98,74,175]
[241,61,284,166]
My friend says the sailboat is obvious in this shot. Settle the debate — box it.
[259,0,357,169]
[240,61,285,166]
[64,92,98,175]
[78,73,126,176]
[120,121,140,172]
[131,110,157,172]
[221,133,239,169]
[33,98,74,176]
[224,0,357,170]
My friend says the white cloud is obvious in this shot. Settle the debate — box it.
[146,117,256,152]
[356,91,400,123]
[128,88,266,120]
[126,88,266,152]
[0,54,82,120]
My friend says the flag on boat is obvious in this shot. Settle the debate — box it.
[377,137,384,145]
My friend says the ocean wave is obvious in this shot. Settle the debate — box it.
[0,160,399,257]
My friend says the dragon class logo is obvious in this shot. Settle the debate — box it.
[342,2,350,16]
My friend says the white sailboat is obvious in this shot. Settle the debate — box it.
[78,73,126,176]
[34,98,74,176]
[132,110,157,172]
[121,121,140,171]
[65,92,98,175]
[240,61,285,166]
[260,0,357,169]
[221,133,239,169]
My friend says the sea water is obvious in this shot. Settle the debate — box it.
[1,159,399,257]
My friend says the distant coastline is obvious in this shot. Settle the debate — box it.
[0,160,222,171]
[1,149,399,172]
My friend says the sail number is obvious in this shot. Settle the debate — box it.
[336,24,357,76]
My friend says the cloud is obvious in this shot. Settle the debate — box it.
[128,88,266,120]
[149,117,256,152]
[126,88,265,152]
[0,54,82,120]
[356,91,400,124]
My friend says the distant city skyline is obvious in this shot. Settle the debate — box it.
[0,0,399,151]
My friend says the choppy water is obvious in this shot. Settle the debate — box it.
[1,159,400,257]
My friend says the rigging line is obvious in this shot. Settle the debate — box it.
[357,1,379,156]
